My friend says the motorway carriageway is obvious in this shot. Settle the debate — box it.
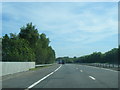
[2,64,118,89]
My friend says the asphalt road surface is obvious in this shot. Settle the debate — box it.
[2,64,118,89]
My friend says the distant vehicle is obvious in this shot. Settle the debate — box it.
[62,61,65,64]
[58,60,65,64]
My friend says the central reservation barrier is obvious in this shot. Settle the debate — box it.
[1,62,35,76]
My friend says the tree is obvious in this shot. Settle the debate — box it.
[19,22,39,47]
[73,48,118,64]
[45,46,55,64]
[118,45,120,65]
[40,33,50,48]
[2,23,56,64]
[2,34,35,62]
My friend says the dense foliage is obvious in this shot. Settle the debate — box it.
[56,47,119,64]
[2,23,56,64]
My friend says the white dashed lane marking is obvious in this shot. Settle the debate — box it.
[89,76,96,80]
[80,70,83,72]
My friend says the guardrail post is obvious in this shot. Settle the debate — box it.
[109,63,110,68]
[112,63,114,68]
[105,64,107,68]
[96,63,97,67]
[118,64,120,70]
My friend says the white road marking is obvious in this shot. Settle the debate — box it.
[80,70,83,72]
[27,65,62,89]
[89,76,96,80]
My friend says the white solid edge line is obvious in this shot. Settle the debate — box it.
[27,65,62,89]
[80,65,118,72]
[89,76,96,80]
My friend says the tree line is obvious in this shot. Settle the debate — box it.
[56,46,119,64]
[2,23,55,64]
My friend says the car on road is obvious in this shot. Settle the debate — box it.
[58,60,65,64]
[62,61,65,64]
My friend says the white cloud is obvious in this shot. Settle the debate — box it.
[2,2,118,57]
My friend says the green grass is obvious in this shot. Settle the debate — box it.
[29,65,53,71]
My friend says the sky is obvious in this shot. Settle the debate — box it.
[2,2,118,57]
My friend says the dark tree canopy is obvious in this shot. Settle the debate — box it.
[56,48,119,64]
[2,23,56,64]
[19,23,39,47]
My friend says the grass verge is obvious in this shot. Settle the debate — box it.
[29,64,53,71]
